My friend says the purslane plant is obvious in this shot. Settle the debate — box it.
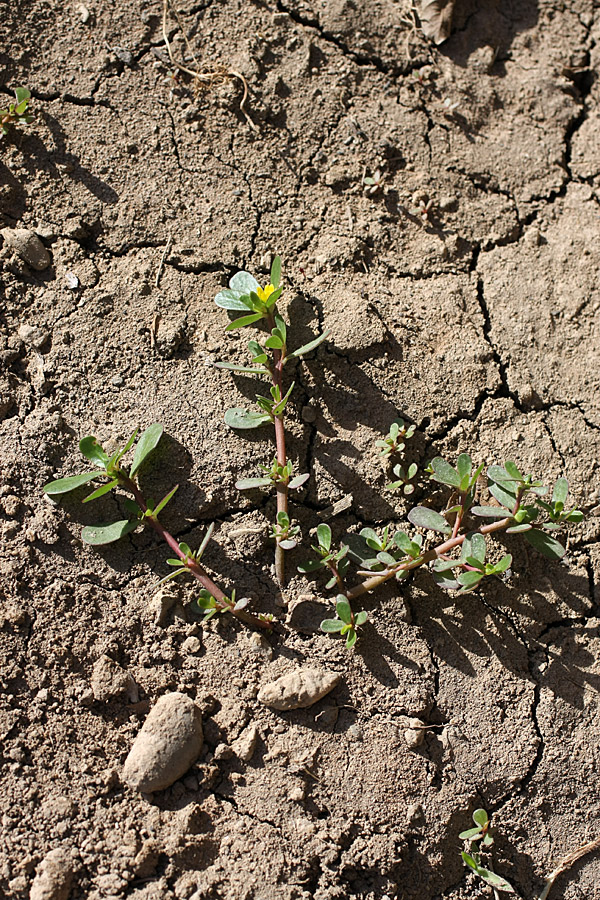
[1,87,33,136]
[214,256,329,587]
[299,451,583,646]
[43,425,272,630]
[460,809,515,895]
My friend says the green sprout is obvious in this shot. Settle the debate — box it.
[460,809,515,895]
[214,255,330,587]
[298,437,584,649]
[1,88,33,136]
[376,418,416,459]
[386,462,418,495]
[363,167,386,196]
[43,425,271,631]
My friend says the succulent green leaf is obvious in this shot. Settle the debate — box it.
[459,826,483,840]
[81,519,137,545]
[288,473,310,490]
[214,288,254,311]
[461,852,478,872]
[115,428,139,464]
[336,597,353,625]
[552,477,569,508]
[270,255,281,288]
[360,528,382,550]
[523,528,566,560]
[79,436,109,467]
[429,457,461,488]
[493,554,512,573]
[196,522,215,560]
[566,509,584,523]
[265,334,283,349]
[432,569,460,590]
[229,271,259,294]
[472,809,489,827]
[461,532,486,565]
[152,484,179,517]
[317,523,332,551]
[408,506,452,534]
[433,559,460,572]
[224,408,272,429]
[504,460,523,481]
[43,471,105,495]
[354,611,368,626]
[345,628,358,649]
[321,618,345,633]
[286,329,331,361]
[15,87,31,105]
[272,381,295,415]
[129,423,163,477]
[456,453,472,481]
[298,559,324,573]
[123,498,141,516]
[179,542,193,558]
[393,531,413,554]
[471,505,511,518]
[167,558,185,566]
[83,478,119,503]
[235,476,272,490]
[457,571,484,589]
[489,481,518,510]
[225,312,264,331]
[215,361,269,374]
[506,523,532,533]
[377,551,397,566]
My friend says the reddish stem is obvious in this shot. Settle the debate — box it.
[120,475,272,631]
[268,313,288,586]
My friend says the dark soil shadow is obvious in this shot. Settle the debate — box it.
[445,0,539,71]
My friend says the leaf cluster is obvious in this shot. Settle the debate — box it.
[1,88,33,135]
[43,424,165,545]
[460,809,515,894]
[376,418,416,460]
[321,595,367,649]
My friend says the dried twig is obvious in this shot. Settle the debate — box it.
[538,835,600,900]
[161,0,256,130]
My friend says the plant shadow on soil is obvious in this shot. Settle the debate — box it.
[444,0,539,71]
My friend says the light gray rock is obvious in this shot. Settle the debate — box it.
[257,667,341,710]
[90,655,138,703]
[122,692,203,792]
[1,227,51,270]
[30,847,73,900]
[231,724,259,761]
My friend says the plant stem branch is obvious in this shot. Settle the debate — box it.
[346,515,513,601]
[120,474,272,630]
[268,313,288,587]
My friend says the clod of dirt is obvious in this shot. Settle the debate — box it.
[0,228,51,271]
[257,668,341,710]
[30,847,73,900]
[18,324,50,351]
[403,718,426,750]
[91,655,138,703]
[122,692,203,793]
[231,723,259,762]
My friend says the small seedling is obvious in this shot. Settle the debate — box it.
[460,809,515,895]
[214,256,329,586]
[443,96,460,114]
[1,88,33,136]
[376,418,416,459]
[363,168,386,196]
[43,425,271,630]
[299,443,584,648]
[387,462,418,495]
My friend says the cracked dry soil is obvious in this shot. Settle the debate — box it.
[2,1,600,898]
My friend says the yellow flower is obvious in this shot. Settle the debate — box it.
[256,283,275,302]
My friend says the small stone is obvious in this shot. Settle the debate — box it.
[346,723,363,742]
[247,632,273,660]
[1,228,51,270]
[148,589,176,625]
[91,655,138,703]
[231,724,259,762]
[301,405,317,423]
[30,848,73,900]
[404,717,425,749]
[132,839,160,878]
[258,667,341,710]
[181,636,202,654]
[122,692,203,792]
[114,47,135,67]
[288,785,305,802]
[78,4,90,23]
[213,742,234,761]
[65,271,79,289]
[18,324,50,350]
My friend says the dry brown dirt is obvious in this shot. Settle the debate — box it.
[2,1,600,898]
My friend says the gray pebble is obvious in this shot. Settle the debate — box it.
[122,692,203,792]
[1,228,51,270]
[258,667,341,710]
